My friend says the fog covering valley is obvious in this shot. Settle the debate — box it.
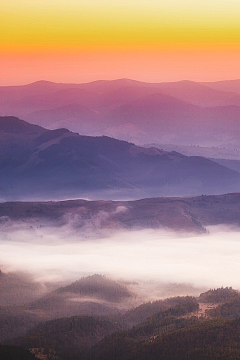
[2,80,240,359]
[1,194,240,318]
[2,211,240,359]
[2,222,240,298]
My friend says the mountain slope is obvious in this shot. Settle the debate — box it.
[0,116,239,200]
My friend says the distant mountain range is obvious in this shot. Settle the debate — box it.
[0,116,240,200]
[144,143,240,161]
[1,79,240,147]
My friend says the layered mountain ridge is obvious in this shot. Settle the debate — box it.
[0,116,239,200]
[1,78,240,147]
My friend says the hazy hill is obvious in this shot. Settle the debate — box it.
[55,274,131,302]
[0,270,48,306]
[24,275,132,319]
[202,79,240,95]
[108,94,240,145]
[153,80,238,107]
[0,116,239,200]
[2,193,240,233]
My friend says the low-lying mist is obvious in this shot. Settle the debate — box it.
[1,223,240,298]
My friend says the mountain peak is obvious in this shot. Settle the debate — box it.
[56,274,132,302]
[0,116,44,135]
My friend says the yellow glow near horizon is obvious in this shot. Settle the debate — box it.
[0,0,240,83]
[1,0,240,52]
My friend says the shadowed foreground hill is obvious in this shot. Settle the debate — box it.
[12,316,123,360]
[9,289,240,360]
[9,297,199,360]
[91,319,240,360]
[0,116,240,200]
[0,345,37,360]
[4,287,240,360]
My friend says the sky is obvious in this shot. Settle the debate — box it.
[0,0,240,85]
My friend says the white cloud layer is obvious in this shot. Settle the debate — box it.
[1,224,240,290]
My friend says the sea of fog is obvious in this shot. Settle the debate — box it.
[1,224,240,291]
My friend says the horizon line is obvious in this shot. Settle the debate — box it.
[1,77,240,88]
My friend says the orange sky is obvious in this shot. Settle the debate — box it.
[1,0,240,85]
